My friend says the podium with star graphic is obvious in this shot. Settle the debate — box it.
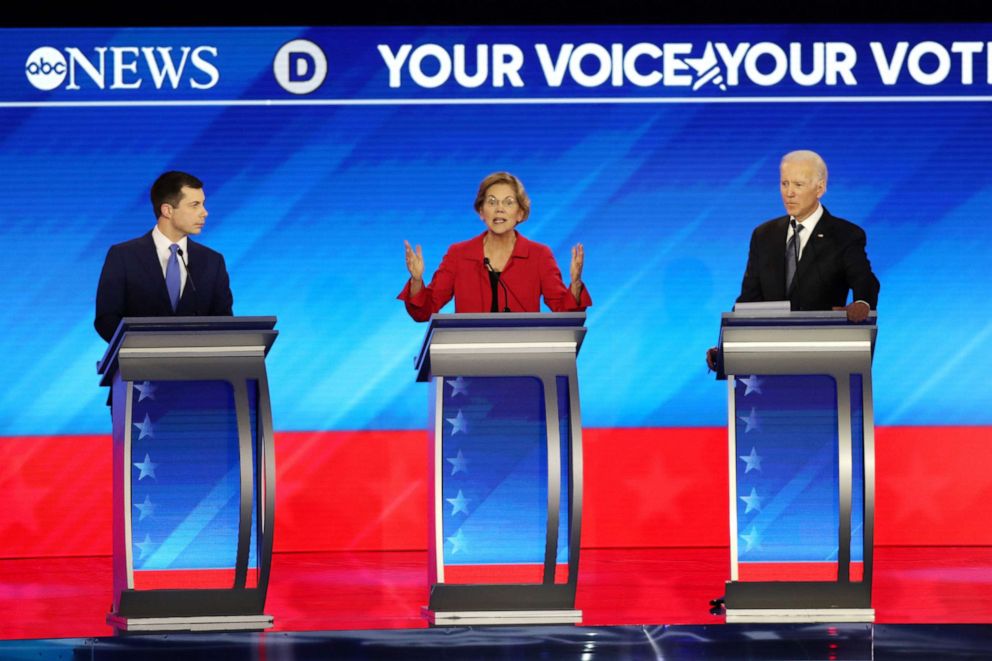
[97,316,278,633]
[717,309,877,623]
[415,312,587,626]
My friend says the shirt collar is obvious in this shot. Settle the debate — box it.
[790,204,824,235]
[152,226,189,257]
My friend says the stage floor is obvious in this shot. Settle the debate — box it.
[3,546,992,642]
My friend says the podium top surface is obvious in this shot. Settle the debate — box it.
[98,316,277,379]
[722,309,877,327]
[415,312,587,381]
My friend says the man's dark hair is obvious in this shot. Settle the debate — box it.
[150,171,203,219]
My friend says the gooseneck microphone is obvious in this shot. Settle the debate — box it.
[483,257,512,312]
[176,248,199,315]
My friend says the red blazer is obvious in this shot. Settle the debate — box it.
[398,231,592,322]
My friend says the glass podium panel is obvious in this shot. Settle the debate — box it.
[129,379,254,589]
[734,374,864,581]
[438,376,553,584]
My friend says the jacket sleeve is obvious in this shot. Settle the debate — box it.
[208,254,234,316]
[736,229,764,304]
[397,246,457,322]
[94,245,126,342]
[841,226,880,309]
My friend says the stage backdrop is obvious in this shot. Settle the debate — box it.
[1,25,990,556]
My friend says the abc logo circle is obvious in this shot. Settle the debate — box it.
[273,39,327,95]
[25,47,67,91]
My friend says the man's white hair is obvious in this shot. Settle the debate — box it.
[781,150,828,184]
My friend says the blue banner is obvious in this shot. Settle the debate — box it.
[0,24,990,436]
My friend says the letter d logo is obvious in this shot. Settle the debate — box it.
[273,39,327,94]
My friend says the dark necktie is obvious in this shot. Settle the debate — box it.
[166,244,181,311]
[785,221,804,293]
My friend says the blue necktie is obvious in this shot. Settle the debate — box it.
[166,244,181,311]
[785,221,803,293]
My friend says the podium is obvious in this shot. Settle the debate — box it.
[97,316,278,633]
[415,313,586,626]
[717,309,876,623]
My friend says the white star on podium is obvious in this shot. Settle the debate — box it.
[740,447,762,473]
[134,381,157,402]
[447,377,469,397]
[446,489,470,515]
[446,450,468,475]
[134,495,156,521]
[741,526,762,551]
[739,375,763,396]
[135,534,154,560]
[134,454,158,480]
[447,528,467,554]
[740,487,763,514]
[133,414,155,440]
[446,410,468,435]
[738,407,760,433]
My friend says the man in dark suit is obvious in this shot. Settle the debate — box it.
[94,171,233,342]
[737,150,879,319]
[707,150,880,370]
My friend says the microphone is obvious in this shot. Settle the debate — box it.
[483,257,511,312]
[789,219,802,311]
[176,248,199,315]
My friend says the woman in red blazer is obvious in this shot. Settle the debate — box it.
[398,172,591,321]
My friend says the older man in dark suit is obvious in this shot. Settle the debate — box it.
[707,150,880,370]
[95,171,233,342]
[737,149,879,320]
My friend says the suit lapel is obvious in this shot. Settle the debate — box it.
[137,231,174,311]
[176,239,200,315]
[797,209,833,283]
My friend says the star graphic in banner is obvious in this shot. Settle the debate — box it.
[446,450,468,475]
[741,526,762,552]
[134,495,156,521]
[133,414,154,440]
[446,489,470,515]
[446,410,467,435]
[135,534,155,560]
[738,407,760,433]
[447,528,467,554]
[740,487,763,514]
[740,447,762,473]
[739,375,763,396]
[447,377,469,397]
[134,454,158,480]
[134,381,157,402]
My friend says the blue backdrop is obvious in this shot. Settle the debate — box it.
[1,25,990,436]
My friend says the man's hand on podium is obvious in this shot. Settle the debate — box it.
[834,301,870,323]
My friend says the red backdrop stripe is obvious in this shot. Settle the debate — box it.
[1,426,989,558]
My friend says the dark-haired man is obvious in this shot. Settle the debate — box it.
[94,171,233,342]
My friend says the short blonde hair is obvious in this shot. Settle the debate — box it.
[473,172,531,222]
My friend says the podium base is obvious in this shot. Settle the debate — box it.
[107,613,274,633]
[726,608,875,623]
[423,606,582,626]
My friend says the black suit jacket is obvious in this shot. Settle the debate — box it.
[94,231,234,342]
[736,208,880,311]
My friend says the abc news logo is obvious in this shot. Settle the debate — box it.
[25,45,219,91]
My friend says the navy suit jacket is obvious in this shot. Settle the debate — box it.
[94,231,233,342]
[736,208,880,311]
